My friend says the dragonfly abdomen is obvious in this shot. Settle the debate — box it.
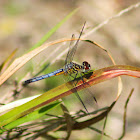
[24,68,64,84]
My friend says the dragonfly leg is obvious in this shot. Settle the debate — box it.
[79,73,97,103]
[69,71,90,114]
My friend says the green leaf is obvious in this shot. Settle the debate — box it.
[0,102,60,133]
[0,65,139,129]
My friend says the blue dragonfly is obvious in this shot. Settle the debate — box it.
[24,22,96,113]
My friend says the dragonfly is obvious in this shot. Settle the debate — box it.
[24,22,96,113]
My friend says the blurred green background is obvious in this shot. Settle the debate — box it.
[0,0,140,139]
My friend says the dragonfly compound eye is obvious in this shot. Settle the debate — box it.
[82,61,91,70]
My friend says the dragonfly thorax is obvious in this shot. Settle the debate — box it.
[64,62,83,74]
[64,61,90,75]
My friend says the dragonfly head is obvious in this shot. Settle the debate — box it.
[82,61,91,72]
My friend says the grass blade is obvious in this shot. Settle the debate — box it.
[0,9,78,86]
[0,65,139,128]
[0,102,60,133]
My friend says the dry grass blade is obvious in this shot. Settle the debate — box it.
[0,38,76,86]
[0,8,78,86]
[84,39,122,99]
[88,126,114,140]
[0,49,17,74]
[60,101,74,140]
[83,2,140,38]
[119,88,134,140]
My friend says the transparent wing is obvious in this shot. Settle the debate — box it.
[65,22,86,65]
[68,22,86,63]
[65,71,90,114]
[65,34,75,65]
[72,72,97,113]
[64,22,92,114]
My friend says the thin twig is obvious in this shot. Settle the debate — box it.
[89,126,114,140]
[83,2,140,38]
[119,88,134,140]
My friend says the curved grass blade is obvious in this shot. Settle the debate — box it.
[0,9,78,86]
[0,95,40,114]
[0,65,139,128]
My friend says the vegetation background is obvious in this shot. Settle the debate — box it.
[0,0,140,139]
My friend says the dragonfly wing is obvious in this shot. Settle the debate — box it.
[65,34,75,65]
[67,22,86,63]
[64,71,90,114]
[79,72,97,103]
